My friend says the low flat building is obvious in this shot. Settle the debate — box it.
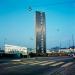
[59,48,75,53]
[4,44,27,55]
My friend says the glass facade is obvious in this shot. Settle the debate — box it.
[35,11,46,54]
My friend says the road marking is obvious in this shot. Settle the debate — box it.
[61,62,73,68]
[12,61,27,65]
[29,61,48,65]
[5,64,26,69]
[51,62,64,66]
[29,61,55,66]
[11,59,21,62]
[12,61,49,65]
[40,61,55,66]
[12,60,56,66]
[5,61,50,69]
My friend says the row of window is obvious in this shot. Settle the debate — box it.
[5,48,26,51]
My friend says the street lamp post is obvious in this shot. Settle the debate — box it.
[72,34,74,52]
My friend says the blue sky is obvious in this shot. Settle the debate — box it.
[0,0,75,49]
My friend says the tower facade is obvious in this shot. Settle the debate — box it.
[35,11,46,54]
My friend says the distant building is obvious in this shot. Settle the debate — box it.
[46,49,52,53]
[59,48,75,53]
[35,11,46,54]
[27,48,36,53]
[4,44,27,55]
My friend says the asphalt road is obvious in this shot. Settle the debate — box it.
[0,56,74,75]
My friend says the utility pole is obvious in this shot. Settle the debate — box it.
[59,40,61,50]
[3,38,7,53]
[72,34,74,52]
[68,40,70,49]
[4,38,7,45]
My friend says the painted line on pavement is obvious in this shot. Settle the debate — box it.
[5,64,26,69]
[40,61,55,66]
[61,62,73,68]
[11,59,21,62]
[29,61,48,65]
[51,62,64,66]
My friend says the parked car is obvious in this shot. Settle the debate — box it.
[72,53,75,59]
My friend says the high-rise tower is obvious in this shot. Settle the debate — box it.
[35,11,46,54]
